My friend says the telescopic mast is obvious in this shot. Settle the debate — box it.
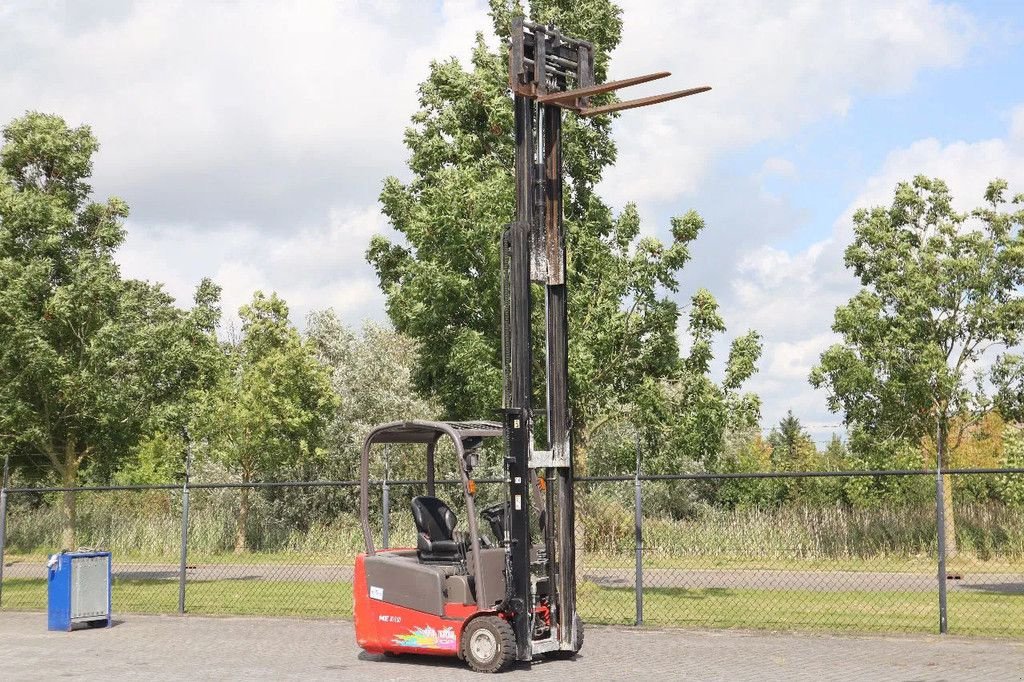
[502,17,710,659]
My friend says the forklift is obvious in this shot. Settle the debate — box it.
[353,18,709,673]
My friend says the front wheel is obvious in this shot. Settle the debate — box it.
[462,616,516,673]
[543,613,584,659]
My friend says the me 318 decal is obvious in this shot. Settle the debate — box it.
[391,625,457,650]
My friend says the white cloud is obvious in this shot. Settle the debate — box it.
[0,0,491,331]
[117,204,387,331]
[727,108,1024,435]
[758,157,797,181]
[1,1,490,190]
[732,242,841,343]
[1011,104,1024,142]
[1,0,1011,441]
[601,0,976,207]
[212,261,269,327]
[766,334,841,383]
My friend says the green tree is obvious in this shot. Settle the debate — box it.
[112,432,187,485]
[822,434,849,469]
[767,411,841,504]
[767,410,816,470]
[585,289,761,520]
[305,311,439,482]
[0,112,222,546]
[199,292,337,552]
[367,0,760,464]
[810,176,1024,554]
[991,355,1024,422]
[630,289,762,475]
[999,425,1024,507]
[711,428,779,508]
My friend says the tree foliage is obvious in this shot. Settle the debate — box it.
[625,289,761,474]
[197,291,336,552]
[999,424,1024,507]
[306,311,439,482]
[367,0,760,466]
[811,176,1024,550]
[811,176,1024,448]
[767,410,816,470]
[0,112,222,545]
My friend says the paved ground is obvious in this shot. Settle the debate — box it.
[7,560,1023,593]
[0,612,1021,680]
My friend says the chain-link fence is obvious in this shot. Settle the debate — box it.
[2,469,1022,637]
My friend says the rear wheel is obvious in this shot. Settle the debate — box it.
[462,616,516,673]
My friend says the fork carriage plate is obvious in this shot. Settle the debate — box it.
[509,17,710,114]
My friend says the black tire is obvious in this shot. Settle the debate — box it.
[461,615,516,673]
[543,613,584,660]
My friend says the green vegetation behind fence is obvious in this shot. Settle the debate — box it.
[2,474,1023,638]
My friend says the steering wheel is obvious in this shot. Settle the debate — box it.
[480,502,507,546]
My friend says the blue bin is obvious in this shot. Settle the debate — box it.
[47,551,112,631]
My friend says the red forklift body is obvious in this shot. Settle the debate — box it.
[353,552,480,657]
[353,420,516,670]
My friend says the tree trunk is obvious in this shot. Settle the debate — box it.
[573,438,588,476]
[60,445,78,549]
[234,473,250,554]
[942,473,957,558]
[937,418,958,559]
[574,422,592,476]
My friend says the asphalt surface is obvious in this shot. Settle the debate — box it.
[6,560,1023,593]
[1,612,1021,680]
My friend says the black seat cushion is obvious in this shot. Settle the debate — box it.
[411,496,462,562]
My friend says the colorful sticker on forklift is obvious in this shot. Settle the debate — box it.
[392,625,457,650]
[369,586,383,600]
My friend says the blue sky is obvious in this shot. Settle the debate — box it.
[762,3,1023,252]
[1,0,1021,442]
[599,0,1024,441]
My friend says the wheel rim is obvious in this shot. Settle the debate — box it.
[469,628,498,663]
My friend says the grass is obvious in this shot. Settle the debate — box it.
[576,582,1024,637]
[3,577,1021,638]
[589,554,1024,574]
[4,551,360,565]
[2,578,353,618]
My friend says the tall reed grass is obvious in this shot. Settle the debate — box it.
[6,487,1023,563]
[579,494,1024,561]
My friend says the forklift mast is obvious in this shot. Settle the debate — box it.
[500,18,710,660]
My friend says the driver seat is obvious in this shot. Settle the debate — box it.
[410,496,463,562]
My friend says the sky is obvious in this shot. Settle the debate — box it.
[1,0,1022,443]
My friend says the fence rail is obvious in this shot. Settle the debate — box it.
[2,466,1023,637]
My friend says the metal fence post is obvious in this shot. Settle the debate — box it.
[178,433,192,615]
[634,437,643,626]
[381,445,391,550]
[382,480,390,550]
[935,464,948,634]
[0,455,9,608]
